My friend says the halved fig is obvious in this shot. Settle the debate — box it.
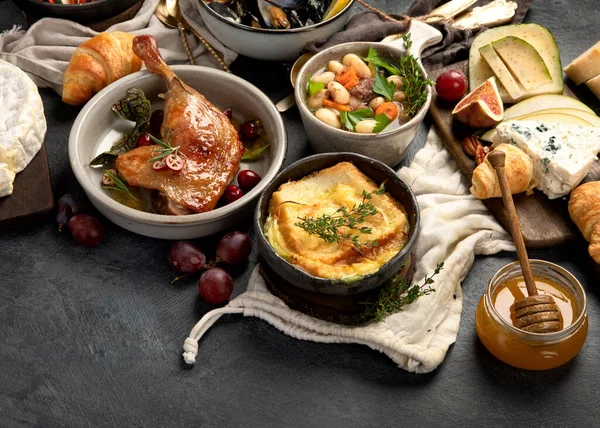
[452,77,504,128]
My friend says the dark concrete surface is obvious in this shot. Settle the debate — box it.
[1,0,600,427]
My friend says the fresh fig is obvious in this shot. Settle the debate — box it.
[452,77,504,128]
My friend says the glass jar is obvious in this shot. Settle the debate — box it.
[475,260,588,370]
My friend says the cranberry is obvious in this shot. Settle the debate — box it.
[237,170,261,192]
[224,185,244,203]
[239,119,262,141]
[137,133,152,147]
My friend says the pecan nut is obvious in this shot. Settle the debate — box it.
[462,135,482,157]
[475,145,491,165]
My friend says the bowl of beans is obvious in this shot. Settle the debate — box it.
[295,20,442,167]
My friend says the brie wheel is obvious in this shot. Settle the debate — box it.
[0,59,46,197]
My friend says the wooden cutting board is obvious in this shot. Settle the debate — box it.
[0,144,54,232]
[426,60,600,249]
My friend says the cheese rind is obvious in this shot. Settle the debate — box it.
[0,60,46,174]
[0,162,15,197]
[564,41,600,85]
[492,121,600,199]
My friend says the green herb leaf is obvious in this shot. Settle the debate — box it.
[396,34,434,120]
[295,186,385,251]
[241,144,270,161]
[102,169,137,201]
[373,73,396,101]
[307,75,326,97]
[364,47,401,76]
[340,108,374,132]
[146,134,183,164]
[90,88,152,166]
[359,262,444,323]
[372,113,392,133]
[111,88,152,123]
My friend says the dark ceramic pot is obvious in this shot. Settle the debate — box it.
[13,0,139,24]
[255,152,420,297]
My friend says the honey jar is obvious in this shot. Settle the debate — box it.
[475,260,588,370]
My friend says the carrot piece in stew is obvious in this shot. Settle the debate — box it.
[335,67,359,90]
[322,99,352,111]
[375,102,398,120]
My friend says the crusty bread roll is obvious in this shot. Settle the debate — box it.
[470,144,534,199]
[569,181,600,263]
[62,32,142,105]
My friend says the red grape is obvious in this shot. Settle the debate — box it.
[239,119,262,141]
[198,268,233,304]
[56,193,84,232]
[216,231,252,264]
[150,109,164,136]
[137,133,152,147]
[224,185,244,203]
[69,214,103,247]
[168,241,206,273]
[237,170,261,192]
[435,70,468,102]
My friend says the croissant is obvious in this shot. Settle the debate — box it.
[62,32,142,105]
[470,144,534,199]
[569,181,600,263]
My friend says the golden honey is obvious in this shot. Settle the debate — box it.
[476,260,588,370]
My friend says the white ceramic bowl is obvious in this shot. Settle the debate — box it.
[69,66,287,240]
[295,20,442,167]
[196,0,355,61]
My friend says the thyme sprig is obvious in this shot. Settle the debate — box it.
[295,186,386,250]
[397,33,434,120]
[101,169,137,201]
[360,262,444,323]
[147,134,186,163]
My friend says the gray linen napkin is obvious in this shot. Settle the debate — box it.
[307,0,534,66]
[0,0,237,94]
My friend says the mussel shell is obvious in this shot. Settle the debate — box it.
[207,2,242,24]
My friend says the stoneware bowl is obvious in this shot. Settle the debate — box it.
[13,0,138,24]
[69,66,287,240]
[295,20,442,167]
[195,0,355,61]
[255,152,420,296]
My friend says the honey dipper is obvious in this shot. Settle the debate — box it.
[487,150,563,333]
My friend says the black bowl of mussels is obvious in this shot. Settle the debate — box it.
[196,0,355,61]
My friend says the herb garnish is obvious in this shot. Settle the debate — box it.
[396,34,434,119]
[340,109,392,132]
[373,73,396,101]
[364,35,433,120]
[295,186,386,250]
[147,134,185,164]
[101,169,137,201]
[90,88,152,166]
[360,263,444,323]
[307,74,326,97]
[364,48,402,76]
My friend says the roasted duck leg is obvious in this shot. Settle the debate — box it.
[116,35,244,214]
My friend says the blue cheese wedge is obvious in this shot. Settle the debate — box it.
[492,120,600,199]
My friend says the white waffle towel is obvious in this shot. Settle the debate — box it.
[182,129,515,373]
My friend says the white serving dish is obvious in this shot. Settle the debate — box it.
[69,66,287,240]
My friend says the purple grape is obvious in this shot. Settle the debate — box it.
[198,268,233,304]
[168,241,206,273]
[216,231,252,264]
[69,214,103,247]
[56,193,84,232]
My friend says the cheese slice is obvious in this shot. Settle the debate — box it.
[0,60,46,198]
[492,121,600,199]
[564,41,600,85]
[479,43,523,99]
[0,162,15,197]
